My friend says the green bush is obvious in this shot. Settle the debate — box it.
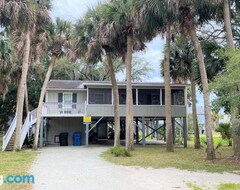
[110,146,131,157]
[215,123,232,146]
[175,136,183,145]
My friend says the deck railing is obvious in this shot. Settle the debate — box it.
[43,102,85,116]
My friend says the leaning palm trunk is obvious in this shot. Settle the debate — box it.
[190,65,200,149]
[105,49,120,147]
[33,55,57,150]
[186,19,215,160]
[14,28,31,151]
[164,26,174,152]
[25,84,29,113]
[125,34,134,151]
[223,0,240,156]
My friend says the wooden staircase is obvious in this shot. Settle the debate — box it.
[5,131,16,151]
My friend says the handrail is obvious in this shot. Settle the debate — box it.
[20,112,30,149]
[20,108,38,149]
[2,115,17,151]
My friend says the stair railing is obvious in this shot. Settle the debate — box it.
[2,115,17,151]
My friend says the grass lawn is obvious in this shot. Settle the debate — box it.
[101,143,240,173]
[0,150,38,190]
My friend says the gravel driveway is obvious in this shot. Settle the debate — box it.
[30,146,240,190]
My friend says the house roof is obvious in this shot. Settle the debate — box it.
[47,80,189,90]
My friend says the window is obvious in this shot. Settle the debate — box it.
[89,88,112,104]
[162,89,185,105]
[58,93,78,108]
[138,89,160,105]
[119,89,136,105]
[172,90,185,105]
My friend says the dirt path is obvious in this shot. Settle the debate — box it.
[30,146,240,190]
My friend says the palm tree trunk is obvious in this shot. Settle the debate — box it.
[186,19,215,160]
[190,65,200,149]
[164,26,174,152]
[25,84,29,113]
[223,0,240,156]
[104,48,120,147]
[223,0,234,48]
[33,54,57,150]
[14,28,31,151]
[125,34,134,151]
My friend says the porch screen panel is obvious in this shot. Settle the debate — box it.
[89,88,112,104]
[138,89,160,105]
[119,89,136,105]
[162,89,185,105]
[171,90,184,105]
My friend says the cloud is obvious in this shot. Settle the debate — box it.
[50,0,106,23]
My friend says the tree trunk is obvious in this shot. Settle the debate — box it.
[190,64,200,149]
[125,34,134,151]
[25,84,29,113]
[33,54,57,150]
[14,28,31,151]
[105,48,120,147]
[223,0,240,156]
[223,0,234,48]
[186,19,215,160]
[164,26,174,152]
[231,107,240,156]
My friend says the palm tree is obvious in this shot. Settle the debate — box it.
[99,0,140,151]
[219,0,240,156]
[75,7,121,147]
[176,1,220,160]
[33,18,74,150]
[164,35,201,149]
[136,0,175,152]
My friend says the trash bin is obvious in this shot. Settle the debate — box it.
[59,133,68,146]
[73,132,81,146]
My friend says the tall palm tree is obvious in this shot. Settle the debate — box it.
[164,35,201,149]
[1,0,51,151]
[220,0,240,156]
[137,0,175,152]
[176,0,220,160]
[33,18,74,150]
[75,7,121,147]
[100,0,145,151]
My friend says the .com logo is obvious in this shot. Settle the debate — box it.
[0,175,35,186]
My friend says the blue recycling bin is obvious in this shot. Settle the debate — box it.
[73,132,81,146]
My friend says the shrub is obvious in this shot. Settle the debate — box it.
[110,146,131,157]
[215,123,232,146]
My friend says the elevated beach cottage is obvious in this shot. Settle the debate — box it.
[2,80,188,150]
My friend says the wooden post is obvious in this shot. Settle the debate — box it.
[156,120,160,140]
[183,117,187,148]
[136,118,139,144]
[172,117,176,144]
[39,117,43,148]
[164,119,166,142]
[86,123,89,146]
[142,117,145,146]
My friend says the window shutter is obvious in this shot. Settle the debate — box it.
[58,93,63,103]
[72,93,77,109]
[72,93,77,103]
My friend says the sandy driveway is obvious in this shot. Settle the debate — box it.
[30,146,240,190]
